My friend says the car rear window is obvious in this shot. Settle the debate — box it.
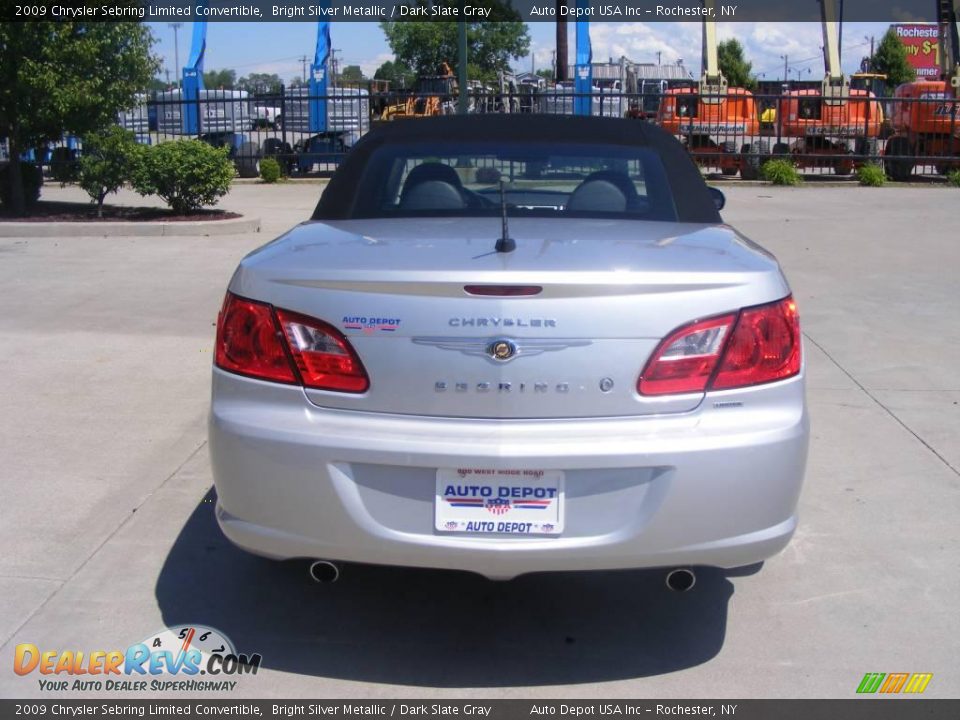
[346,142,678,222]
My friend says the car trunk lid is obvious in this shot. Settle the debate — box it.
[230,217,789,418]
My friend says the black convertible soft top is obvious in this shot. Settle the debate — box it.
[312,114,721,224]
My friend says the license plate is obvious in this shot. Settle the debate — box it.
[435,468,564,535]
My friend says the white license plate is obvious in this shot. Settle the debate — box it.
[435,468,564,535]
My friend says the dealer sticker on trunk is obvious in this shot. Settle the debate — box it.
[435,468,564,535]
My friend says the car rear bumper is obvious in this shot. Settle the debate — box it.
[209,368,809,580]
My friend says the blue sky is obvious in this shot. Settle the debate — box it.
[145,21,893,85]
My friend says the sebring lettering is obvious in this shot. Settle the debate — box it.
[435,382,570,393]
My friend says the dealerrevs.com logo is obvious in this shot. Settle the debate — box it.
[14,625,261,692]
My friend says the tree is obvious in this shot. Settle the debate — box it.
[717,38,756,90]
[146,77,171,93]
[77,126,141,218]
[381,9,530,80]
[869,29,916,92]
[236,73,283,94]
[339,65,366,83]
[203,69,236,89]
[0,21,158,215]
[536,68,555,82]
[374,60,415,89]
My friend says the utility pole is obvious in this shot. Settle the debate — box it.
[168,23,182,88]
[299,55,310,83]
[781,54,788,81]
[656,51,662,65]
[555,15,568,81]
[330,48,341,87]
[457,20,468,114]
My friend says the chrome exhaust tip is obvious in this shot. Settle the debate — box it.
[308,560,340,584]
[665,568,696,592]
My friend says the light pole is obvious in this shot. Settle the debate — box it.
[780,54,788,82]
[168,23,182,89]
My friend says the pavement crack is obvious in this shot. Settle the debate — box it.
[0,575,63,583]
[804,332,959,478]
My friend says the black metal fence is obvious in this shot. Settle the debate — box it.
[36,88,960,180]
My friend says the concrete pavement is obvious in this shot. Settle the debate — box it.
[0,182,957,698]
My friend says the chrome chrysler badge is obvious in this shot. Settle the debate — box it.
[412,336,591,363]
[489,339,517,361]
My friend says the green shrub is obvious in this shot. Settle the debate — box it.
[131,139,234,215]
[947,170,960,188]
[761,159,803,186]
[259,156,282,184]
[78,127,142,217]
[857,163,887,187]
[0,162,43,208]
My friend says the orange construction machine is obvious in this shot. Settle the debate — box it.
[657,1,764,178]
[380,63,457,120]
[884,0,960,180]
[774,0,883,175]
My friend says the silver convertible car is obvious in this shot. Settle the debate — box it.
[210,115,808,587]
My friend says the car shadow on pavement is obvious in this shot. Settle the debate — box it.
[156,490,735,687]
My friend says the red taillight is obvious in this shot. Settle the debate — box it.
[637,313,736,396]
[711,296,801,390]
[215,293,369,394]
[638,296,801,396]
[275,309,369,393]
[215,294,297,385]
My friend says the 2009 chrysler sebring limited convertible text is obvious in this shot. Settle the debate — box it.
[209,115,808,585]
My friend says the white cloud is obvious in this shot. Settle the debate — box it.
[522,21,888,82]
[237,60,304,80]
[585,22,701,67]
[358,52,395,79]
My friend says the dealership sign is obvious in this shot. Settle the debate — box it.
[892,23,941,79]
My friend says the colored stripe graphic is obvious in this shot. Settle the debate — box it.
[857,673,886,694]
[856,672,932,694]
[903,674,933,693]
[879,673,910,694]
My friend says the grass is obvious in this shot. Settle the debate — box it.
[857,163,887,187]
[761,159,803,186]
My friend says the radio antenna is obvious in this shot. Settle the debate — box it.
[495,178,516,253]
